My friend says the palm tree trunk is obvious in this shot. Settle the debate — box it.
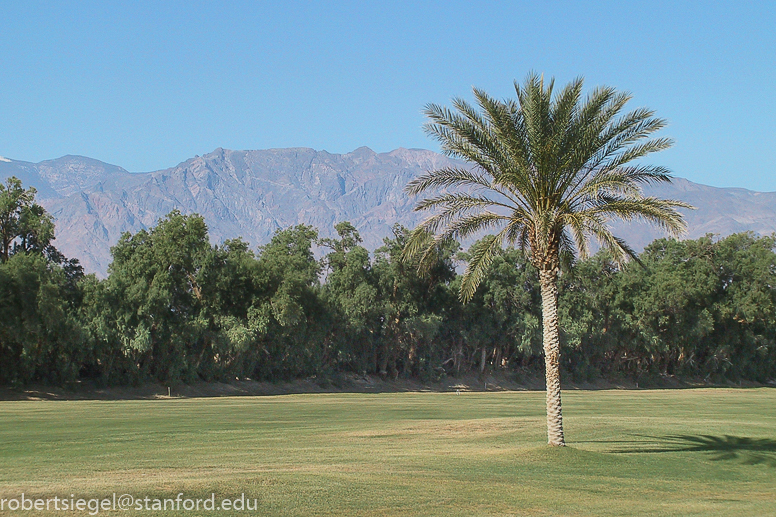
[539,267,565,446]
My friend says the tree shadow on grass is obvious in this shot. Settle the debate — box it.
[608,435,776,467]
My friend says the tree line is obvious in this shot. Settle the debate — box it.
[1,180,774,387]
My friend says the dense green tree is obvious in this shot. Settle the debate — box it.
[0,177,55,262]
[102,210,212,382]
[0,249,84,385]
[374,225,457,378]
[195,238,262,380]
[320,222,380,374]
[81,217,263,384]
[607,234,776,381]
[405,73,689,445]
[0,178,84,385]
[78,275,133,384]
[710,233,776,380]
[452,240,541,375]
[250,225,325,379]
[616,237,718,377]
[558,251,624,381]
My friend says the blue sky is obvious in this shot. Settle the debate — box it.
[1,1,774,190]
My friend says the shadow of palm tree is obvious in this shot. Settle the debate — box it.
[610,435,776,467]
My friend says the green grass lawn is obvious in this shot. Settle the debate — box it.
[1,389,774,516]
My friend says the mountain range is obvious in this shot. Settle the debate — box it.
[1,147,775,277]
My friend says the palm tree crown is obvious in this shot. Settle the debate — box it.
[405,73,690,446]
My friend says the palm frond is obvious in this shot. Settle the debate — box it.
[564,212,592,259]
[602,137,674,171]
[434,212,514,242]
[405,167,493,195]
[579,195,692,237]
[413,192,515,213]
[566,164,675,207]
[459,223,518,301]
[586,110,668,171]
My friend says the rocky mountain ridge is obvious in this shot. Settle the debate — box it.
[1,147,775,276]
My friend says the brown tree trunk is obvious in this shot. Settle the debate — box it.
[539,267,565,446]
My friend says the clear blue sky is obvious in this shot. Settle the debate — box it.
[1,1,774,190]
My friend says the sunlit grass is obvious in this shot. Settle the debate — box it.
[1,389,774,516]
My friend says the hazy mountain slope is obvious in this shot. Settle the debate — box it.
[0,157,62,199]
[608,178,776,251]
[1,148,774,276]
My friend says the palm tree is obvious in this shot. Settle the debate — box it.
[404,73,690,446]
